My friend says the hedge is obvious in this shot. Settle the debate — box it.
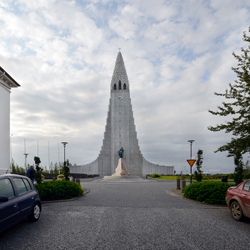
[35,180,84,201]
[182,181,234,205]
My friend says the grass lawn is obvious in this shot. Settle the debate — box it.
[149,175,236,182]
[149,176,180,180]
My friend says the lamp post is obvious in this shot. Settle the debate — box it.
[61,142,68,169]
[24,153,29,171]
[188,140,195,184]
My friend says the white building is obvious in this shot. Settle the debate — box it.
[0,67,20,173]
[70,52,174,176]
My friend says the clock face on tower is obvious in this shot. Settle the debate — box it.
[118,96,122,100]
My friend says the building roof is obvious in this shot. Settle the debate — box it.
[111,51,129,88]
[0,66,20,88]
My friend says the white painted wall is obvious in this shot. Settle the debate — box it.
[0,83,10,171]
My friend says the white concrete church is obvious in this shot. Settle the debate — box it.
[0,67,20,173]
[70,52,174,176]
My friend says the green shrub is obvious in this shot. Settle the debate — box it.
[151,173,160,178]
[35,180,84,201]
[182,181,234,205]
[244,173,250,179]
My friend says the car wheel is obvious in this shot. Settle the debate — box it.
[28,203,41,222]
[230,201,244,221]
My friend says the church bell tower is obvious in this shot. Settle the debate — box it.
[70,52,174,176]
[97,51,143,176]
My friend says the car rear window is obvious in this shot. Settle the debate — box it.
[13,178,29,195]
[243,180,250,191]
[0,178,15,199]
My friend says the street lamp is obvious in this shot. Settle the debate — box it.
[24,153,29,171]
[188,140,195,184]
[61,142,68,168]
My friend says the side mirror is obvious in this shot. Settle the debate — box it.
[0,196,9,202]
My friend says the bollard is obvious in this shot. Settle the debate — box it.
[221,175,228,182]
[177,178,180,190]
[181,180,186,190]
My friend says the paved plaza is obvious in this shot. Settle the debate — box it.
[0,177,250,250]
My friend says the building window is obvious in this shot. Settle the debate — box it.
[119,80,121,90]
[123,83,126,90]
[114,84,117,90]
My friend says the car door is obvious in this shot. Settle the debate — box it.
[240,180,250,217]
[0,178,20,232]
[12,177,34,218]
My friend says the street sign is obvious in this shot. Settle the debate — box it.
[187,159,196,167]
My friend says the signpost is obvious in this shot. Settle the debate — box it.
[187,159,196,184]
[187,140,195,184]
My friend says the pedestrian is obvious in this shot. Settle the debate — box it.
[27,165,36,183]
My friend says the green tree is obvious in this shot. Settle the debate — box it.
[20,167,25,173]
[63,159,70,181]
[11,161,16,173]
[234,152,243,185]
[208,27,250,157]
[54,163,59,175]
[34,156,43,184]
[194,149,203,182]
[44,166,48,173]
[16,165,20,173]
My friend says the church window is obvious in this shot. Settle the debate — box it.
[119,80,121,90]
[123,83,126,90]
[114,84,117,90]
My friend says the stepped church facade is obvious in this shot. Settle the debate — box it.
[70,52,174,176]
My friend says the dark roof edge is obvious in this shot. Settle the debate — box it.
[0,66,20,87]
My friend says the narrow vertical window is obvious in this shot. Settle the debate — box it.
[119,80,121,90]
[123,83,126,90]
[114,84,117,90]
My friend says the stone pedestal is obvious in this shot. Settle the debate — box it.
[112,158,130,176]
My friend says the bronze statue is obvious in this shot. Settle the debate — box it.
[118,147,124,158]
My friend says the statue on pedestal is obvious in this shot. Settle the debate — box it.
[112,147,130,176]
[118,147,124,158]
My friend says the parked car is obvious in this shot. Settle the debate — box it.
[226,179,250,221]
[0,174,42,233]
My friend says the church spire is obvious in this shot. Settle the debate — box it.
[111,52,129,91]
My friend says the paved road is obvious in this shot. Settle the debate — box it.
[0,177,250,250]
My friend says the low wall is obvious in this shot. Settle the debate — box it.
[142,158,174,176]
[69,159,99,175]
[11,172,98,179]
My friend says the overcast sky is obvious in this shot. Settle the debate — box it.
[1,0,250,174]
